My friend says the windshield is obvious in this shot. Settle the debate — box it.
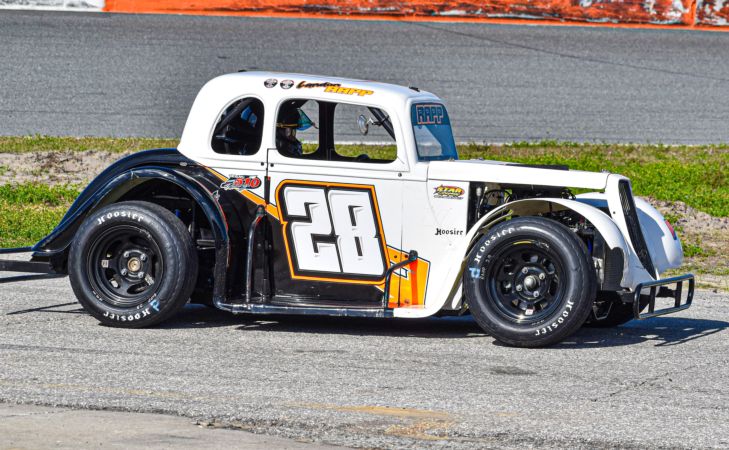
[411,103,458,161]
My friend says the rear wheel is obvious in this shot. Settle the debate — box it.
[69,201,198,327]
[464,217,596,347]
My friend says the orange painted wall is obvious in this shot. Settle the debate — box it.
[104,0,726,27]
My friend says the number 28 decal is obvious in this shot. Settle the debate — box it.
[276,181,388,284]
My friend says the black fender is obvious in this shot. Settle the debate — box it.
[31,149,239,303]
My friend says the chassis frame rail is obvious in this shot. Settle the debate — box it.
[0,247,59,284]
[634,273,694,320]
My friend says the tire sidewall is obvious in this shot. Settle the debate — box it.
[464,217,595,347]
[69,202,195,327]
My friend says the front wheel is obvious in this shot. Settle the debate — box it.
[69,201,198,328]
[464,217,596,347]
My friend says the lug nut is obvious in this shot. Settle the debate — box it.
[516,284,523,292]
[533,292,540,298]
[522,268,529,274]
[121,269,128,276]
[140,254,147,262]
[539,273,546,280]
[123,251,130,258]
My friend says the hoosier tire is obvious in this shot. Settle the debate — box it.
[69,201,198,328]
[464,217,596,347]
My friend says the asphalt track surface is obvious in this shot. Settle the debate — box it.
[2,10,729,143]
[1,258,728,449]
[0,403,342,449]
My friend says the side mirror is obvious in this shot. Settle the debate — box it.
[357,115,369,136]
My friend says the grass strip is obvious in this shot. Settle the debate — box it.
[0,135,178,153]
[0,183,81,247]
[0,202,70,248]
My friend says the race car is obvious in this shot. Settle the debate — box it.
[0,71,694,347]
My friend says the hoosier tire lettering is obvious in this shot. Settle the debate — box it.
[473,227,515,264]
[535,300,575,336]
[96,211,145,226]
[103,310,150,322]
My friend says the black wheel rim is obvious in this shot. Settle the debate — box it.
[86,225,164,308]
[484,239,566,324]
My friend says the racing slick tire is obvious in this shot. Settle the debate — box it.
[464,217,596,347]
[69,201,198,328]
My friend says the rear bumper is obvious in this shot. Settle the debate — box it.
[634,273,695,320]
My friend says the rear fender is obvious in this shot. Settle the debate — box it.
[32,152,232,303]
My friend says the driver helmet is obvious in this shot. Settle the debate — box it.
[276,107,315,157]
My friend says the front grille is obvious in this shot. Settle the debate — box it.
[602,247,625,291]
[618,180,656,278]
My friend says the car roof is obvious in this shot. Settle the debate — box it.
[178,71,444,160]
[204,71,439,103]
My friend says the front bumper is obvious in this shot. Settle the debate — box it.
[634,273,695,320]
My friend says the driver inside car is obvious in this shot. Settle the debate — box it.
[276,106,316,158]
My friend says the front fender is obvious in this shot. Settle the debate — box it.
[428,198,649,314]
[577,193,683,274]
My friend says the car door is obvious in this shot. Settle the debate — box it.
[264,99,406,307]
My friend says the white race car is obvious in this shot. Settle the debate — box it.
[1,71,693,347]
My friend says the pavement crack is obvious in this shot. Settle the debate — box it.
[591,365,698,402]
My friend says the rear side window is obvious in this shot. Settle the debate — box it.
[211,97,264,155]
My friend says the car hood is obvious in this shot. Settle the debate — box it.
[427,159,610,190]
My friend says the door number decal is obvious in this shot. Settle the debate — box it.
[277,181,387,283]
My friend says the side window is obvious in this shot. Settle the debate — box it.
[275,99,397,163]
[333,103,397,163]
[275,99,318,159]
[211,97,264,156]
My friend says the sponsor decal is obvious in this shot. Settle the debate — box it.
[324,85,373,96]
[264,78,278,88]
[435,227,464,236]
[280,79,294,89]
[297,81,340,89]
[415,104,445,125]
[296,80,373,96]
[433,185,464,200]
[220,175,262,192]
